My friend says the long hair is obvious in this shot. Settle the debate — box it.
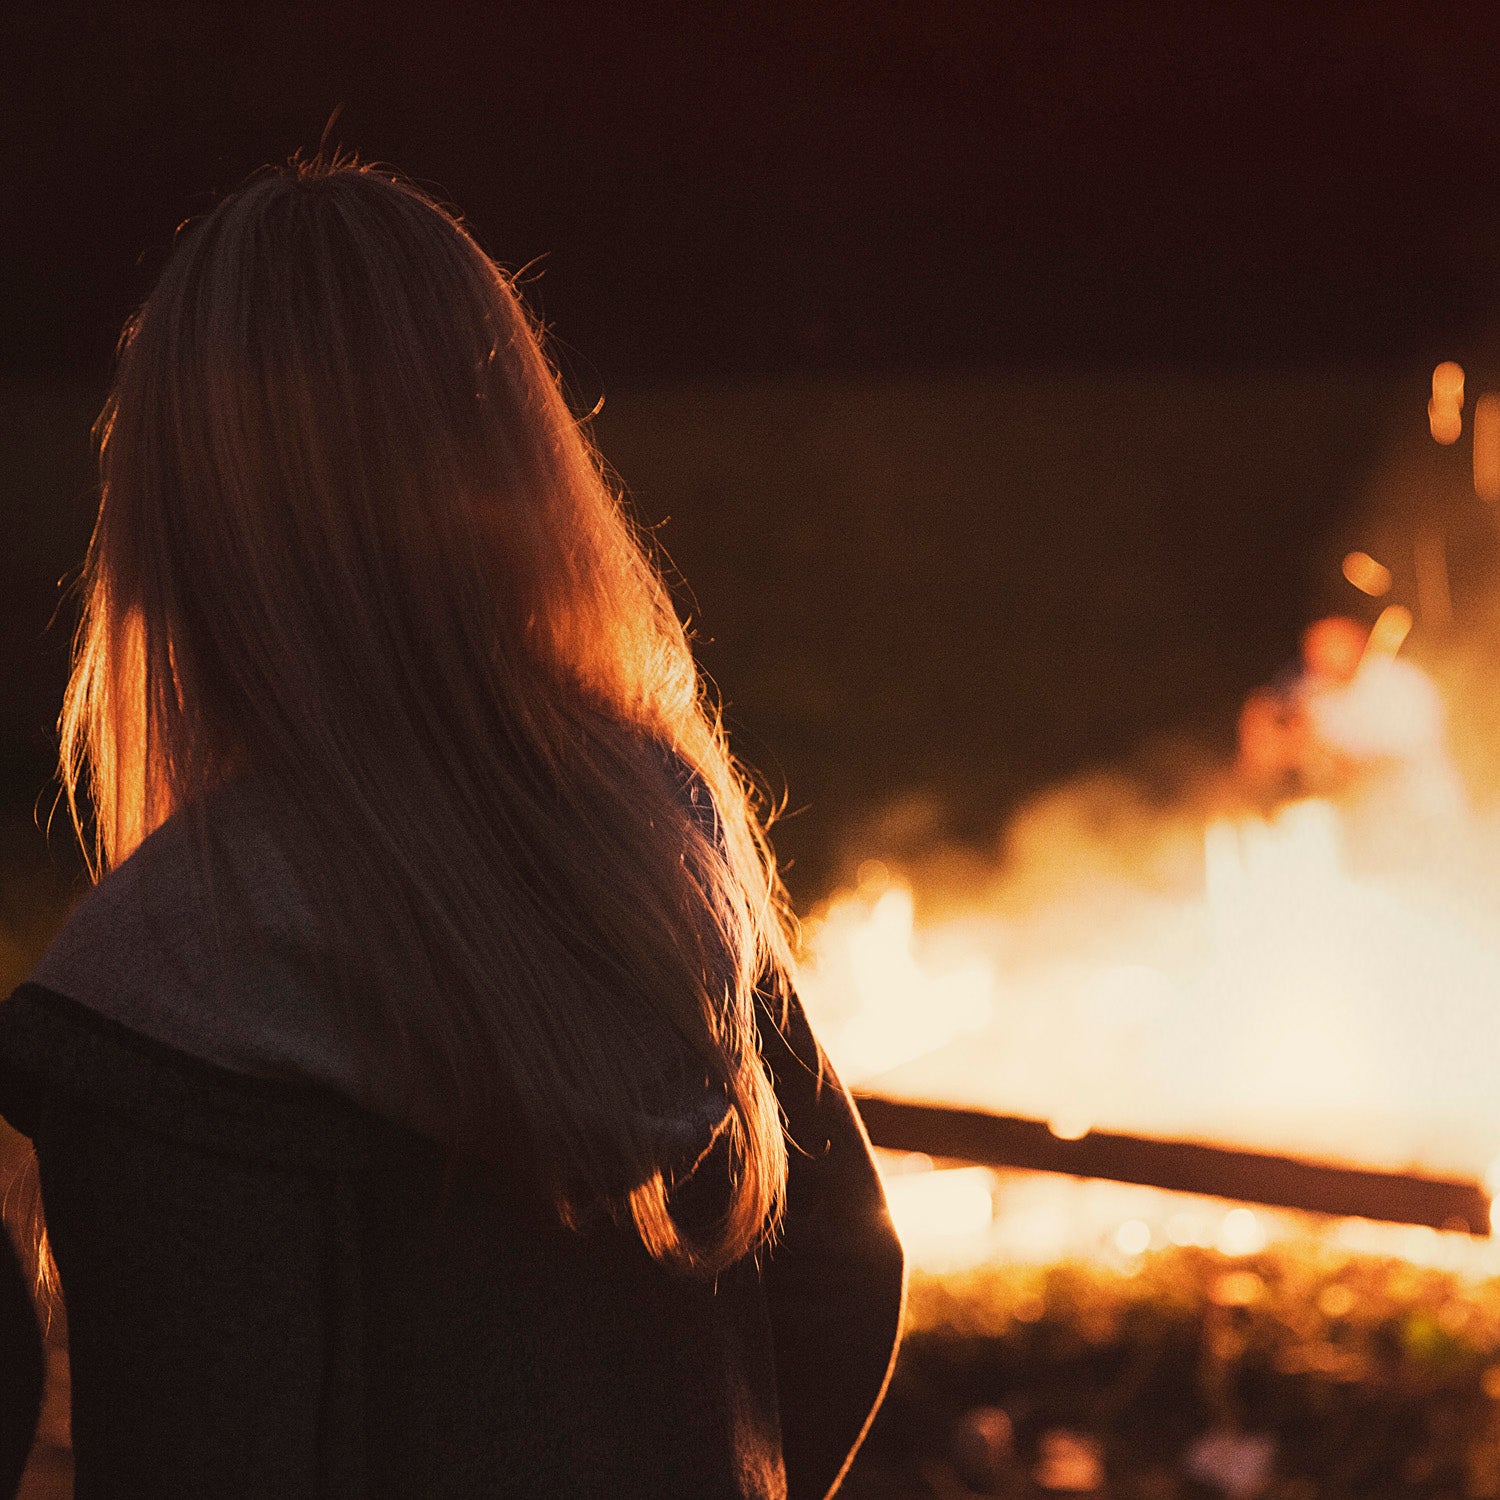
[57,156,793,1275]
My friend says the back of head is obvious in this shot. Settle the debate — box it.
[61,156,792,1274]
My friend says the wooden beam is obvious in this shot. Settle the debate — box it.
[853,1093,1492,1235]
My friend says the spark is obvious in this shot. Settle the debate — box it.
[1341,550,1392,597]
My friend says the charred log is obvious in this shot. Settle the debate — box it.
[853,1093,1492,1234]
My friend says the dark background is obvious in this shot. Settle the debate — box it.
[6,3,1500,903]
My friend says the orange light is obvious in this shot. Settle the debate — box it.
[1475,393,1500,502]
[1341,550,1392,597]
[1218,1208,1267,1256]
[1211,1269,1265,1306]
[1429,397,1462,445]
[881,1165,995,1265]
[797,627,1500,1276]
[1433,361,1465,403]
[1413,528,1452,630]
[1363,603,1413,661]
[1431,363,1465,443]
[1047,1112,1092,1142]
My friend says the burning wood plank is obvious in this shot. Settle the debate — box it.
[853,1093,1492,1235]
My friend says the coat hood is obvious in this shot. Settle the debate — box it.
[26,774,732,1182]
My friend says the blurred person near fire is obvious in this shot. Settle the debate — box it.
[0,158,903,1498]
[1235,613,1465,840]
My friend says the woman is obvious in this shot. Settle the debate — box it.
[0,157,903,1498]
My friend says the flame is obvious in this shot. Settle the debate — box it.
[799,878,993,1083]
[801,642,1500,1271]
[880,1157,996,1269]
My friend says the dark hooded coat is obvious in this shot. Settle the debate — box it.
[0,787,904,1498]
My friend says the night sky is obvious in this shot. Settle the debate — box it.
[9,5,1500,385]
[7,5,1500,894]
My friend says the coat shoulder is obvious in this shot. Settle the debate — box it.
[0,982,401,1176]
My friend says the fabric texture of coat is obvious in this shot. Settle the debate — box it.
[0,784,905,1498]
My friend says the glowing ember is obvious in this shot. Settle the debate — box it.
[1433,360,1466,404]
[1341,549,1392,597]
[1430,361,1464,444]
